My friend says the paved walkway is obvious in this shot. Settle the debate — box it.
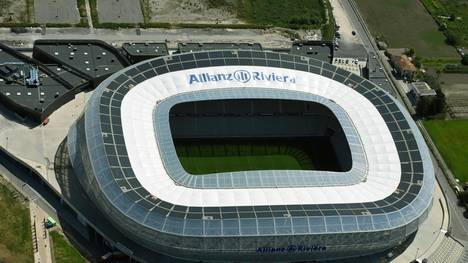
[428,237,465,263]
[0,92,89,195]
[85,0,93,29]
[30,202,53,263]
[393,178,449,262]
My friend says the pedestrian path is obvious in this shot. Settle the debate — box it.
[30,202,53,263]
[428,236,464,263]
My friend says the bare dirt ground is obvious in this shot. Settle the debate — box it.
[440,73,468,119]
[145,0,242,24]
[0,0,32,23]
[34,0,80,24]
[98,0,143,23]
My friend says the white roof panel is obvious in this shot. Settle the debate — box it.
[120,66,400,207]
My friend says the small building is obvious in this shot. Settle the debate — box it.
[332,57,366,76]
[386,49,417,80]
[177,43,262,53]
[290,41,333,63]
[122,42,168,64]
[408,82,436,106]
[391,54,417,80]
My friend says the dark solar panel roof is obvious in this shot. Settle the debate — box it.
[33,40,129,79]
[122,42,168,57]
[0,45,79,114]
[178,43,262,53]
[81,50,434,237]
[290,42,333,63]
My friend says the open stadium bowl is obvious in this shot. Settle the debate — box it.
[67,50,434,262]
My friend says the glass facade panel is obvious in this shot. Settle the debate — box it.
[67,50,434,262]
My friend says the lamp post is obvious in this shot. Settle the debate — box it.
[415,247,420,262]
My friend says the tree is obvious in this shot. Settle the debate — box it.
[416,96,432,116]
[415,75,446,117]
[460,190,468,205]
[423,74,441,90]
[405,48,416,57]
[446,31,461,46]
[413,56,422,68]
[432,88,446,114]
[449,14,456,21]
[439,23,447,31]
[462,55,468,66]
[416,89,446,117]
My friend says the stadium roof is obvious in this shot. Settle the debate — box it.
[122,66,399,206]
[69,49,434,242]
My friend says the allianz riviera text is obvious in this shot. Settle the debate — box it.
[188,70,297,85]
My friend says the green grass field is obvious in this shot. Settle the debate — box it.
[424,120,468,183]
[356,0,458,58]
[50,231,86,263]
[174,139,336,175]
[421,0,468,46]
[179,155,305,175]
[0,179,33,263]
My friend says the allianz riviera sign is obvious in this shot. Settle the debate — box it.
[188,70,297,85]
[256,245,327,253]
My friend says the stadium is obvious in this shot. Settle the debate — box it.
[67,50,435,262]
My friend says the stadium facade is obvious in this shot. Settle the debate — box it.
[67,50,435,262]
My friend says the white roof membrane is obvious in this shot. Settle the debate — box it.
[121,66,400,207]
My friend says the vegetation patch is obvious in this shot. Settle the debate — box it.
[443,64,468,74]
[79,0,333,38]
[50,231,86,263]
[0,178,33,263]
[356,0,457,58]
[0,0,33,24]
[420,0,468,46]
[77,0,87,18]
[321,0,335,41]
[88,0,99,26]
[235,0,327,29]
[424,120,468,183]
[139,0,151,24]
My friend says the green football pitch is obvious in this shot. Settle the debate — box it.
[179,155,306,175]
[173,139,333,175]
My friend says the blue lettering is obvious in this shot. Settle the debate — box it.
[256,245,327,253]
[252,72,261,80]
[188,71,295,85]
[189,74,199,84]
